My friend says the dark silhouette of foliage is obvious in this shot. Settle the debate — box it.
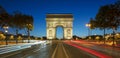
[88,1,120,44]
[0,6,11,29]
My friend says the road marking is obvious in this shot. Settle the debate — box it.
[62,43,69,58]
[51,42,69,58]
[33,44,47,52]
[33,48,41,52]
[22,45,47,58]
[51,43,59,58]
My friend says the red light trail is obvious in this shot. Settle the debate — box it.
[64,41,112,58]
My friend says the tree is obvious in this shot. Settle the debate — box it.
[89,18,96,29]
[73,35,77,40]
[0,5,6,27]
[23,15,33,43]
[12,12,24,35]
[12,12,34,43]
[107,2,120,31]
[94,1,120,44]
[12,12,25,44]
[0,6,12,45]
[0,33,6,41]
[0,5,6,25]
[106,1,120,45]
[95,5,112,44]
[0,5,11,28]
[88,18,97,36]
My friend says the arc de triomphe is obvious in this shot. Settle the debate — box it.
[46,14,73,39]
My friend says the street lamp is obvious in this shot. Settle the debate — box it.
[86,23,91,36]
[3,25,9,45]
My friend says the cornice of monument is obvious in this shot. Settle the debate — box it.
[46,13,73,18]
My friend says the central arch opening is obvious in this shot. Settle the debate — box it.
[56,26,64,40]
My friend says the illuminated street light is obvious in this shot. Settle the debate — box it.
[86,23,91,27]
[86,23,91,37]
[3,24,9,45]
[5,30,8,33]
[116,33,119,36]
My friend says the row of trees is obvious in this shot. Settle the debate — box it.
[0,5,34,44]
[88,1,120,44]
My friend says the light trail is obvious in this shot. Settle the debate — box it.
[64,41,112,58]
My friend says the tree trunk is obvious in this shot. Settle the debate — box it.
[28,29,30,43]
[16,29,18,44]
[103,28,106,44]
[5,34,8,45]
[112,28,116,47]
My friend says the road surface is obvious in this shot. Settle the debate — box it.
[1,40,119,58]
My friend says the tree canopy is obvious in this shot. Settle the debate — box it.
[0,5,34,35]
[89,1,120,31]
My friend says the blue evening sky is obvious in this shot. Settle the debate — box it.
[0,0,119,38]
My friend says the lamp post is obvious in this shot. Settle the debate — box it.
[3,25,9,45]
[86,23,91,36]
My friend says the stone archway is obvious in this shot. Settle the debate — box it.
[46,14,73,39]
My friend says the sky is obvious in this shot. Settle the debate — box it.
[0,0,119,38]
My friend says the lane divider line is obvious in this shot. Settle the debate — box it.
[33,48,41,52]
[62,43,69,58]
[51,43,58,58]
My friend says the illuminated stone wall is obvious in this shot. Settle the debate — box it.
[46,14,73,39]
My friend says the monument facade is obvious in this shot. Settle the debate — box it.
[46,14,73,39]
